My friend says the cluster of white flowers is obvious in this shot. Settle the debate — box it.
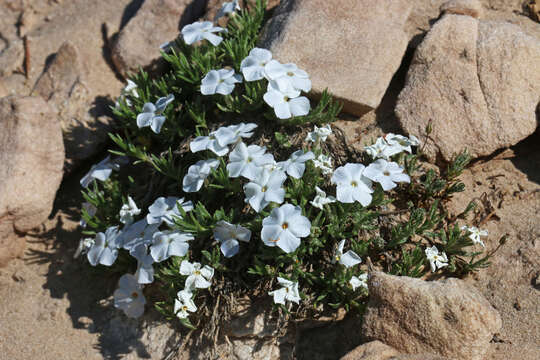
[79,122,423,315]
[196,46,313,119]
[423,226,488,273]
[77,191,206,318]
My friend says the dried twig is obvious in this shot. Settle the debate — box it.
[23,35,30,79]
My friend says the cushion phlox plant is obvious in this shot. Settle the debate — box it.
[76,0,501,336]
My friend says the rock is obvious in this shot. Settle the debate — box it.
[0,96,64,267]
[529,0,540,22]
[259,0,412,116]
[14,0,139,169]
[0,78,7,98]
[395,15,540,162]
[111,0,206,78]
[225,298,279,338]
[476,21,540,143]
[340,341,399,360]
[441,0,483,18]
[362,272,502,360]
[33,41,111,172]
[229,338,281,360]
[0,40,24,77]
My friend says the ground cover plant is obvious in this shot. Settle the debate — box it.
[76,0,501,337]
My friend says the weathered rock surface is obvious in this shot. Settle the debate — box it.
[0,96,64,266]
[0,78,7,98]
[0,40,23,77]
[0,0,136,170]
[111,0,206,78]
[405,0,540,49]
[441,0,483,18]
[396,14,540,162]
[33,41,112,171]
[445,138,540,360]
[260,0,412,116]
[362,271,502,360]
[340,341,399,360]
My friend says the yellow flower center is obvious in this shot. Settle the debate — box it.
[282,223,289,230]
[351,181,358,187]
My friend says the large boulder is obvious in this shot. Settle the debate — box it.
[362,272,502,360]
[0,96,64,266]
[111,0,207,78]
[259,0,412,116]
[396,14,540,162]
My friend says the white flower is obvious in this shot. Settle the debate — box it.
[87,226,121,266]
[261,204,311,253]
[331,164,374,206]
[130,243,155,284]
[268,277,301,305]
[116,79,139,108]
[214,0,241,21]
[201,69,242,96]
[180,260,214,290]
[119,219,159,251]
[119,196,141,225]
[226,122,258,140]
[190,128,235,156]
[312,154,333,175]
[263,81,310,119]
[80,202,97,228]
[333,240,362,268]
[425,246,449,272]
[461,226,488,247]
[240,47,272,81]
[213,221,251,258]
[277,150,315,179]
[350,273,368,291]
[181,21,225,46]
[305,124,332,143]
[174,290,197,319]
[363,159,410,191]
[264,60,311,92]
[80,156,120,188]
[146,197,193,226]
[159,41,172,52]
[364,137,391,160]
[113,274,146,318]
[385,133,418,156]
[124,79,138,96]
[243,169,286,213]
[150,230,194,262]
[227,142,275,180]
[190,123,258,157]
[73,237,94,259]
[183,159,220,193]
[136,94,174,134]
[310,186,336,210]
